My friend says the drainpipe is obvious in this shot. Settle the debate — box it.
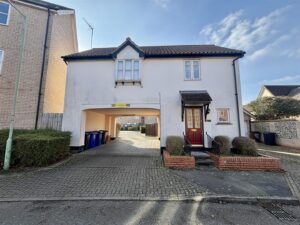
[35,8,51,129]
[232,56,243,136]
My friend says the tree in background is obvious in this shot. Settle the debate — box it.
[249,97,300,120]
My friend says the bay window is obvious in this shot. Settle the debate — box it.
[116,59,140,81]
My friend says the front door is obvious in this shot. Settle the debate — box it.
[185,108,203,145]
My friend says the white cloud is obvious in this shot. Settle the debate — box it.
[200,6,295,61]
[282,48,300,58]
[153,0,171,9]
[248,34,291,61]
[259,75,300,85]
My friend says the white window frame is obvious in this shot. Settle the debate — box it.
[184,60,201,80]
[115,59,141,81]
[0,1,11,26]
[0,50,4,74]
[216,108,230,123]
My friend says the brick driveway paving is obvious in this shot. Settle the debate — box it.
[0,131,208,200]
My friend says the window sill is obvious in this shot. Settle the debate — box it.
[184,79,201,81]
[115,80,142,87]
[216,122,232,125]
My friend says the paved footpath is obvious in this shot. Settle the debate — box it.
[0,132,207,201]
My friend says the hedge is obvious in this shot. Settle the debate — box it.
[214,136,231,154]
[0,129,71,168]
[140,126,146,133]
[166,136,184,156]
[232,137,258,156]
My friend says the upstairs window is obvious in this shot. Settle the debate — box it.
[0,2,10,25]
[185,60,200,80]
[116,60,140,81]
[0,50,4,74]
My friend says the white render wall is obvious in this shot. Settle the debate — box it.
[62,46,245,147]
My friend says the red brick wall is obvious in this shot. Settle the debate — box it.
[163,151,195,169]
[209,153,281,171]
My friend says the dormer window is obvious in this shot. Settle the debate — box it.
[116,59,140,81]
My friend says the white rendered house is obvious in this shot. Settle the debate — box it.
[62,38,245,150]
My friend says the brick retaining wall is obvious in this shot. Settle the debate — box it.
[209,153,281,171]
[163,151,195,169]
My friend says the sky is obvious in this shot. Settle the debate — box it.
[50,0,300,104]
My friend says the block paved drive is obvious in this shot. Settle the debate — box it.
[0,131,208,201]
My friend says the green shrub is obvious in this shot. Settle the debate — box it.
[214,136,231,154]
[232,137,258,156]
[0,129,71,168]
[166,136,184,156]
[128,126,139,131]
[140,126,146,134]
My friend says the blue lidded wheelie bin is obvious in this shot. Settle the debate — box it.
[84,132,91,149]
[95,131,102,146]
[88,132,96,148]
[263,132,276,145]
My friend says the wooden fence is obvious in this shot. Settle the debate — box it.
[38,113,63,130]
[145,123,158,137]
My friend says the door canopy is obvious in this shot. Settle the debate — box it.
[180,90,212,121]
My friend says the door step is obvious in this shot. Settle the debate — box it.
[196,159,215,165]
[191,151,210,158]
[185,145,206,152]
[191,151,214,166]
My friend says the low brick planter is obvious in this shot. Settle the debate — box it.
[163,150,195,169]
[208,152,281,171]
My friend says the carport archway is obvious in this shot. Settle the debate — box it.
[83,107,160,151]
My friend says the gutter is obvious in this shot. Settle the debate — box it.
[232,55,244,136]
[35,8,51,129]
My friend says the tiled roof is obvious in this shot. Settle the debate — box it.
[264,85,300,96]
[63,44,245,61]
[20,0,73,10]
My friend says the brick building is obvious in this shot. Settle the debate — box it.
[0,0,78,129]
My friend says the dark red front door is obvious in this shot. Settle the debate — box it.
[185,108,203,145]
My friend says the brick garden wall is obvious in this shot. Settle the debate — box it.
[209,153,281,171]
[163,151,195,169]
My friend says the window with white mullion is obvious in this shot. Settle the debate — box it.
[185,61,192,80]
[117,60,124,80]
[133,60,139,80]
[125,60,132,80]
[116,59,140,81]
[193,61,200,79]
[185,60,200,80]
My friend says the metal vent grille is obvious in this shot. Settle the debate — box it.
[261,203,297,223]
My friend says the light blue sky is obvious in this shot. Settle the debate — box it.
[51,0,300,104]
